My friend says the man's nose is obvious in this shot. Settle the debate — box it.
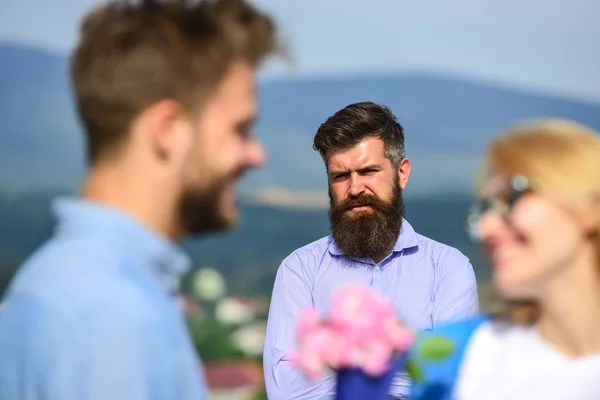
[348,174,366,197]
[245,138,266,168]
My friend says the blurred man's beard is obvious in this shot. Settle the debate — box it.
[328,183,405,260]
[177,168,245,236]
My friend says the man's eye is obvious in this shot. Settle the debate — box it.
[237,127,251,138]
[235,117,255,138]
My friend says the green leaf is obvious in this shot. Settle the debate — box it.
[405,359,424,382]
[417,335,456,361]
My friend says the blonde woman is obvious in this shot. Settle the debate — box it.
[408,119,600,399]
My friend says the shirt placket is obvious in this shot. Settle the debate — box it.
[372,262,384,291]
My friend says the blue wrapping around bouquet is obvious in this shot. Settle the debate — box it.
[335,355,407,400]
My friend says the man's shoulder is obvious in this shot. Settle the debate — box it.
[3,234,149,317]
[10,233,118,284]
[413,229,470,264]
[281,235,333,266]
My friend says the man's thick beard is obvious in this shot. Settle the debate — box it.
[328,183,406,260]
[176,169,243,236]
[177,182,229,236]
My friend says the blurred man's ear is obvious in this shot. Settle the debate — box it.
[135,99,186,163]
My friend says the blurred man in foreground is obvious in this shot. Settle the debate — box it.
[0,0,279,399]
[263,102,479,399]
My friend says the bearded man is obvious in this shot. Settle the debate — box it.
[263,102,479,400]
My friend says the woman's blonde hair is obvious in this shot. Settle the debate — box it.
[481,119,600,323]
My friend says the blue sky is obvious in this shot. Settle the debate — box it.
[0,0,598,102]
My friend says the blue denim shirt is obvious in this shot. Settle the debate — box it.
[0,198,206,400]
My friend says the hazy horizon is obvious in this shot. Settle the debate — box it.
[1,0,598,102]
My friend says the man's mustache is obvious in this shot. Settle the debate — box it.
[336,194,384,213]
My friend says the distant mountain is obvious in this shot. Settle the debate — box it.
[0,189,488,297]
[0,44,84,189]
[2,43,600,195]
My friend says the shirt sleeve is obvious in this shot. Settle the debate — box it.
[263,254,335,400]
[0,293,195,400]
[431,249,479,328]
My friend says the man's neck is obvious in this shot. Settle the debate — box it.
[537,248,600,357]
[81,167,180,240]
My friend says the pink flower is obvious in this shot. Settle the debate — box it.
[302,326,336,354]
[341,336,393,376]
[291,325,343,379]
[289,283,415,380]
[296,307,321,337]
[371,294,397,321]
[330,284,381,332]
[382,315,414,351]
[344,344,366,369]
[362,338,393,376]
[289,350,326,380]
[320,327,348,367]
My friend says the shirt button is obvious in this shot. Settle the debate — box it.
[375,266,380,271]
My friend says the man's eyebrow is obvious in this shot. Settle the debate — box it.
[328,168,348,176]
[357,164,382,171]
[329,164,382,176]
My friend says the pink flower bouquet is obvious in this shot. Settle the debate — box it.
[288,284,414,399]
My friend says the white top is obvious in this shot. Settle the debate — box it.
[454,320,600,400]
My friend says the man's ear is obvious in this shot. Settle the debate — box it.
[398,158,411,190]
[134,99,185,162]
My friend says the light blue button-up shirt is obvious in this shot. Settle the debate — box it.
[263,219,479,400]
[0,199,205,400]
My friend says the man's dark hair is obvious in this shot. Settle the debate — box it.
[313,101,405,168]
[71,0,281,164]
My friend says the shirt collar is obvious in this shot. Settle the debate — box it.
[52,197,191,294]
[328,218,419,257]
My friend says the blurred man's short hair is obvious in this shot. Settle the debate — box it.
[71,0,281,163]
